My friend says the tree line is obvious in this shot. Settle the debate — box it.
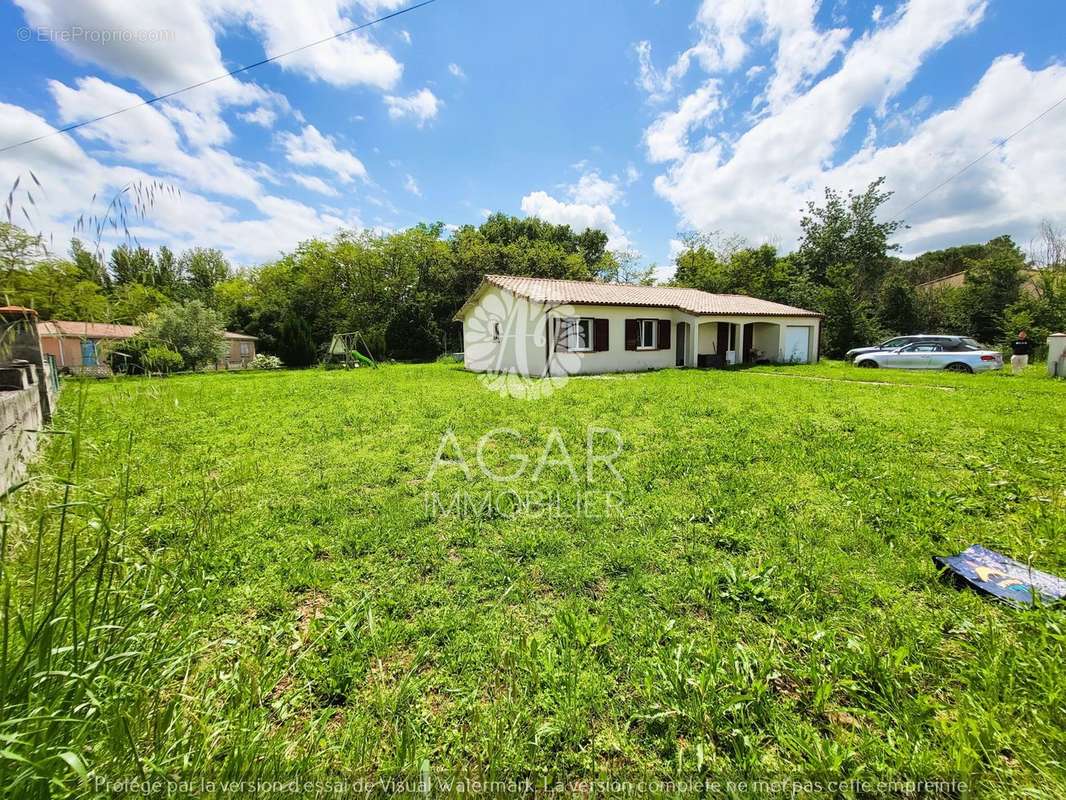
[3,178,1065,366]
[672,179,1066,357]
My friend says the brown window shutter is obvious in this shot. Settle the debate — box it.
[658,319,671,350]
[553,318,569,352]
[593,319,609,352]
[624,319,638,351]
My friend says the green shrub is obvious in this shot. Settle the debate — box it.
[143,346,183,374]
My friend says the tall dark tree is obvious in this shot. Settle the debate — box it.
[276,311,317,367]
[878,274,920,334]
[386,300,442,361]
[70,238,108,288]
[109,245,157,286]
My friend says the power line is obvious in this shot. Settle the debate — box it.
[0,0,437,155]
[895,93,1066,219]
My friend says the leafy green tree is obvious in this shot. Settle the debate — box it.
[6,259,109,320]
[600,249,656,285]
[109,245,158,286]
[70,239,108,288]
[141,300,225,370]
[109,282,169,324]
[819,273,882,358]
[878,274,920,334]
[0,222,44,283]
[797,177,904,296]
[213,274,258,331]
[142,346,183,374]
[961,235,1026,343]
[1002,268,1066,356]
[179,247,230,303]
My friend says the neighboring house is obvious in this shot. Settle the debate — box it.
[915,269,1042,296]
[37,320,257,375]
[37,321,141,376]
[454,275,821,377]
[221,331,258,369]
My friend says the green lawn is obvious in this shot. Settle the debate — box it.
[3,361,1066,797]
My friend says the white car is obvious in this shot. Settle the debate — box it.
[854,341,1003,373]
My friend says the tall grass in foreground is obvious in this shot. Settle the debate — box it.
[0,382,284,798]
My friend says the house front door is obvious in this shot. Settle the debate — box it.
[675,322,687,367]
[715,322,730,367]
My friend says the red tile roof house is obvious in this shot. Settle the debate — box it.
[454,275,822,377]
[37,320,257,376]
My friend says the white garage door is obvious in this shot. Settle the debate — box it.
[784,326,811,363]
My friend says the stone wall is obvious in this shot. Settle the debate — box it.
[0,363,45,497]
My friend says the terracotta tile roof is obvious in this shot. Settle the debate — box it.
[37,320,143,339]
[455,275,820,320]
[37,320,256,340]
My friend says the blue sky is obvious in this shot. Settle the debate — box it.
[2,0,1065,274]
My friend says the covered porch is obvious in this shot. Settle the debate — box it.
[673,316,819,367]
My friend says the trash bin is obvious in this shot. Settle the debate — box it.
[1049,333,1066,378]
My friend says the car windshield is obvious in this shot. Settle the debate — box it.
[882,337,909,347]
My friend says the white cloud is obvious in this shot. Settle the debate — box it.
[448,63,466,79]
[290,173,340,197]
[520,191,631,250]
[625,164,641,185]
[219,1,403,90]
[520,168,632,249]
[13,1,407,100]
[568,171,622,205]
[49,77,262,200]
[649,0,996,250]
[400,29,412,44]
[383,88,441,126]
[0,102,357,265]
[633,40,692,102]
[830,55,1066,254]
[636,1,852,114]
[239,107,278,127]
[278,125,367,183]
[644,80,720,163]
[403,173,421,196]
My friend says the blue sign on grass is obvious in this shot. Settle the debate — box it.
[934,545,1066,606]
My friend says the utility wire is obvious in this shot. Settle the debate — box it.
[895,93,1066,218]
[0,0,437,155]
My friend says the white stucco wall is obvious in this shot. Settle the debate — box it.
[461,285,549,377]
[459,286,821,375]
[546,304,683,376]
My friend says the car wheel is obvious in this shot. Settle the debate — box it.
[856,359,877,368]
[944,362,972,373]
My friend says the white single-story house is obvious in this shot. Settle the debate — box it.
[454,275,821,377]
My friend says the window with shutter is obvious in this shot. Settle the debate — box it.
[657,319,671,350]
[624,319,638,351]
[554,318,568,352]
[555,317,594,352]
[593,319,609,352]
[637,319,657,349]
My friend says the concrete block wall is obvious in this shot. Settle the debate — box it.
[0,363,45,497]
